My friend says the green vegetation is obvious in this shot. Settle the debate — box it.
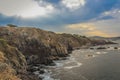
[7,24,17,27]
[0,38,7,48]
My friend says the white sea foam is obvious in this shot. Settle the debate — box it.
[38,69,56,80]
[96,52,101,54]
[39,73,54,80]
[64,62,82,69]
[93,55,96,57]
[96,52,107,55]
[54,62,63,67]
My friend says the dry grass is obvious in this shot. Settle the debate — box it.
[0,51,21,80]
[0,63,21,80]
[0,38,25,80]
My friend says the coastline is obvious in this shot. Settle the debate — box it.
[0,27,117,80]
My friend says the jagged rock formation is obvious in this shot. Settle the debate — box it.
[0,26,112,80]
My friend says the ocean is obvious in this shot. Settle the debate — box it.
[40,41,120,80]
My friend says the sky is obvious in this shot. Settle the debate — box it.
[0,0,120,37]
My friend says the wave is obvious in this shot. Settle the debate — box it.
[64,62,82,69]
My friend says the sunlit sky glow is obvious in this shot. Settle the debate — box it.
[0,0,120,37]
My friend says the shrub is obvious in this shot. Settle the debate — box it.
[7,24,17,27]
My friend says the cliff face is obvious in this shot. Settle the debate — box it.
[0,27,92,64]
[0,39,26,80]
[59,34,91,49]
[0,26,109,80]
[0,27,66,64]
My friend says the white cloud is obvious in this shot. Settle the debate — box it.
[103,9,120,19]
[61,0,85,10]
[0,0,55,18]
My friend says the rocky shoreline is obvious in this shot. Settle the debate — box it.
[33,44,120,80]
[0,26,116,80]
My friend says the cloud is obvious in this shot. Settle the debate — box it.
[0,0,118,21]
[85,30,112,37]
[0,0,55,18]
[92,18,120,37]
[61,0,85,10]
[103,9,120,19]
[65,23,116,37]
[66,23,95,31]
[0,0,120,37]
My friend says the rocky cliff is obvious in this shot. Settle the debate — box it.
[0,26,111,80]
[0,38,26,80]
